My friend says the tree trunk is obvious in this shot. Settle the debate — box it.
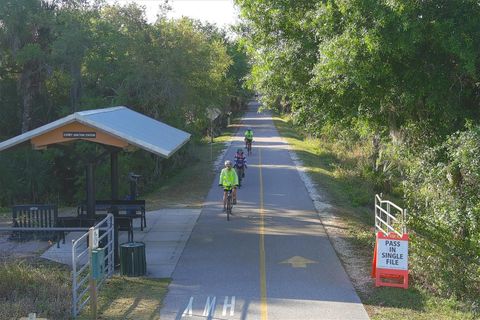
[20,57,44,133]
[20,67,34,133]
[70,62,82,112]
[388,106,403,145]
[371,133,381,172]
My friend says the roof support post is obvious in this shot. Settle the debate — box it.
[110,150,119,201]
[86,163,95,219]
[110,150,120,266]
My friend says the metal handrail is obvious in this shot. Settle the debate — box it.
[72,213,114,318]
[76,248,89,261]
[78,296,90,311]
[78,288,90,307]
[376,217,400,235]
[75,230,89,242]
[376,206,399,221]
[76,263,89,277]
[375,194,404,212]
[76,272,89,288]
[375,194,407,236]
[98,231,109,242]
[0,227,108,231]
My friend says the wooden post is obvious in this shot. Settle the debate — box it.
[89,227,97,319]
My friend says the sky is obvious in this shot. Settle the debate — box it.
[110,0,240,26]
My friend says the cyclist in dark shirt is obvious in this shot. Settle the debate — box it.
[234,148,247,187]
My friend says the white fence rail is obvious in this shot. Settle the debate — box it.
[374,194,406,236]
[72,214,114,318]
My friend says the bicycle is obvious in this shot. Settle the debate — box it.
[246,140,252,156]
[225,188,233,221]
[235,165,245,187]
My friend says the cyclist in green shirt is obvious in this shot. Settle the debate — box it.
[218,160,239,211]
[244,128,253,149]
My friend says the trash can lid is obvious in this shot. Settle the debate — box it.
[120,241,145,248]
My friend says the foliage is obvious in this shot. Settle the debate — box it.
[274,116,478,319]
[238,0,480,142]
[238,0,480,303]
[0,148,57,204]
[404,125,480,302]
[0,1,250,206]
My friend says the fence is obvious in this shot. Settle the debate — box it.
[374,194,407,236]
[72,214,114,318]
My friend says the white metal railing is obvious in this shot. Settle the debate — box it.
[375,194,407,236]
[72,214,114,318]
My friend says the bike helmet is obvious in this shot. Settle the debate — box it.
[225,160,232,167]
[237,148,243,153]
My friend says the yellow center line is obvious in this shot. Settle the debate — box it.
[258,147,268,320]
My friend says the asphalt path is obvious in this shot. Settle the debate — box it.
[160,102,369,320]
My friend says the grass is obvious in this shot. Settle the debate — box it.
[145,122,240,210]
[274,117,374,210]
[0,257,72,319]
[77,276,170,320]
[272,116,477,320]
[366,286,475,320]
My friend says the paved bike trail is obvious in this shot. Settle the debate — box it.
[160,103,369,319]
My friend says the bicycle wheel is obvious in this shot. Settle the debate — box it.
[247,142,252,155]
[226,193,232,221]
[236,167,243,186]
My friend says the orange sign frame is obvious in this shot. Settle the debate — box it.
[372,232,409,289]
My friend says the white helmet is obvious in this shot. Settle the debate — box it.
[225,160,232,167]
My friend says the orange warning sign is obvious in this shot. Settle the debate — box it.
[372,232,409,289]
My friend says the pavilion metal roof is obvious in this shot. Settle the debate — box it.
[0,106,191,158]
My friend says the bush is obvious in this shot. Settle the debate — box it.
[404,125,480,303]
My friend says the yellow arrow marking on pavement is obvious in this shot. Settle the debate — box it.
[280,256,318,268]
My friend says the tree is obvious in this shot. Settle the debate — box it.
[237,0,480,142]
[0,0,56,132]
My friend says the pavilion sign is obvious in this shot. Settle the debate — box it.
[63,131,97,138]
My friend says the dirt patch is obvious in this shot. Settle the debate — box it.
[317,207,374,296]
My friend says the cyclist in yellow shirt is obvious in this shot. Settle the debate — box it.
[218,160,239,211]
[244,128,253,149]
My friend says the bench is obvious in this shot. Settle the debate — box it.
[55,216,97,246]
[11,204,64,247]
[90,214,134,242]
[57,215,134,242]
[78,200,146,231]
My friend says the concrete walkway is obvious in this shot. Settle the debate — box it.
[41,208,201,278]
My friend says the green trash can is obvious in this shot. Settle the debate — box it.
[120,242,146,276]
